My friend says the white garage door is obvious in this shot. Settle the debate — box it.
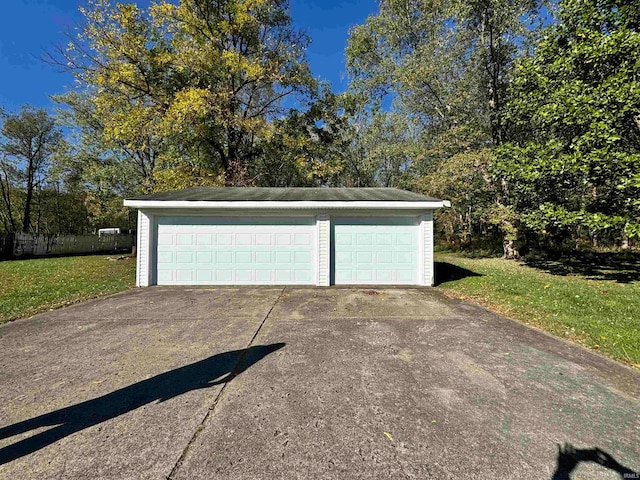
[155,217,316,285]
[332,217,419,285]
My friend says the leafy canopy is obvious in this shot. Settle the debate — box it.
[56,0,316,187]
[496,0,640,240]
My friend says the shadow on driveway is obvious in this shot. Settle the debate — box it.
[0,343,285,465]
[552,443,638,479]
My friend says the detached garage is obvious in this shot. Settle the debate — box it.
[123,187,448,287]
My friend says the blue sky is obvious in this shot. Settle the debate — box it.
[0,0,377,113]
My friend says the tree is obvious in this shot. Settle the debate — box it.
[52,0,315,187]
[0,107,62,232]
[346,0,540,144]
[0,155,19,233]
[53,90,159,193]
[496,0,640,249]
[346,0,543,257]
[417,149,497,248]
[343,109,423,189]
[255,87,352,187]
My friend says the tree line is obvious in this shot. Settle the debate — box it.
[1,0,638,257]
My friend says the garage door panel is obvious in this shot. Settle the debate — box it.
[196,270,213,282]
[158,233,174,245]
[335,270,352,282]
[294,251,312,264]
[256,234,272,245]
[235,251,252,263]
[335,233,352,245]
[356,233,373,245]
[216,233,232,245]
[176,234,193,245]
[158,251,173,263]
[255,251,272,264]
[377,251,392,263]
[396,251,414,264]
[196,233,213,245]
[275,251,292,264]
[195,251,212,263]
[376,233,392,245]
[332,217,418,285]
[176,270,193,282]
[176,251,193,263]
[294,269,313,282]
[157,270,173,283]
[396,234,414,246]
[356,251,373,264]
[294,233,311,245]
[236,233,252,245]
[376,270,393,282]
[236,270,252,282]
[397,269,415,282]
[156,217,316,285]
[256,270,273,282]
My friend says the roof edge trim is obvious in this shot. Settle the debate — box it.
[123,200,448,210]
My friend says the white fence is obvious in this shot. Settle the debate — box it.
[0,233,134,259]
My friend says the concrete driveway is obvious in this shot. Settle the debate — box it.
[0,287,637,479]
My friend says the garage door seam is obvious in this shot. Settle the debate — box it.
[167,286,286,479]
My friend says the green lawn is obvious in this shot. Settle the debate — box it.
[0,255,136,324]
[435,252,640,367]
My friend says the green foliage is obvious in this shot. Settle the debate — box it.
[55,0,316,186]
[345,0,543,256]
[0,107,63,233]
[152,163,224,192]
[346,0,541,144]
[255,87,351,186]
[50,113,141,231]
[496,0,640,245]
[3,1,354,232]
[417,149,497,246]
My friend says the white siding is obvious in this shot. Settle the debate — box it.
[420,211,434,286]
[136,211,153,287]
[317,214,330,286]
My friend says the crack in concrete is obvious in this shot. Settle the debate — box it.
[166,286,286,479]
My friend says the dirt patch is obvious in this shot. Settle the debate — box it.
[362,290,382,296]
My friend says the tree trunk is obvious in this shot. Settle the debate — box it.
[621,223,629,250]
[467,205,473,244]
[23,184,33,233]
[503,237,520,260]
[0,169,16,232]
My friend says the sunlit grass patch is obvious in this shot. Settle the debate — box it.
[0,255,136,324]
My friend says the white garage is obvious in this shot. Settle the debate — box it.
[123,187,448,287]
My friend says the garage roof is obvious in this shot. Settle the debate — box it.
[126,187,440,202]
[124,187,449,210]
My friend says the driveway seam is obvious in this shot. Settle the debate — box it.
[166,286,286,479]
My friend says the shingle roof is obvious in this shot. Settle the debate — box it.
[126,187,441,202]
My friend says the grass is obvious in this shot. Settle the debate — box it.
[0,255,136,324]
[435,252,640,367]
